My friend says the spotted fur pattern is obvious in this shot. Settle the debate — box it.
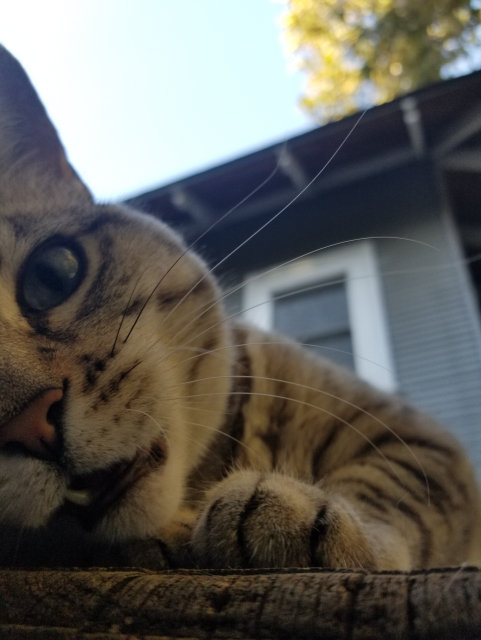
[0,45,480,570]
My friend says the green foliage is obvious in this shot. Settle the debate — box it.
[279,0,481,121]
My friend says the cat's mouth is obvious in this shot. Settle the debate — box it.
[62,442,166,529]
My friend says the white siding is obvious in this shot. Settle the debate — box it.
[376,205,481,472]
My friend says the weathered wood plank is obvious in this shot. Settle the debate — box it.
[1,567,480,639]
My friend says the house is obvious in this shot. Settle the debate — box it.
[126,71,481,473]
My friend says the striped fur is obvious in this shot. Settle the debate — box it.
[190,323,481,569]
[0,45,480,570]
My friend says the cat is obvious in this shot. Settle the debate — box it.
[0,43,480,571]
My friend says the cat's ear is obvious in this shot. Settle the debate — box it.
[0,45,92,208]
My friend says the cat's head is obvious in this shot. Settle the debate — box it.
[0,45,232,542]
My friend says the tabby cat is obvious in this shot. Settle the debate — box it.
[0,44,480,571]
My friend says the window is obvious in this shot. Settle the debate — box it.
[241,241,396,392]
[273,279,355,370]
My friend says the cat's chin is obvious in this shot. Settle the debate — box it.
[91,458,185,542]
[63,441,167,529]
[54,442,185,542]
[1,437,185,543]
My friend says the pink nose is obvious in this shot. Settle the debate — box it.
[0,388,63,456]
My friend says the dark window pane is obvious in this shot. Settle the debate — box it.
[273,280,355,370]
[274,281,350,340]
[304,332,355,370]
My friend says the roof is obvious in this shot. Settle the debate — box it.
[126,70,481,238]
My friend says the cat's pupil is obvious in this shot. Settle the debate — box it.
[36,263,65,292]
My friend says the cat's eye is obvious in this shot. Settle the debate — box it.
[21,243,84,311]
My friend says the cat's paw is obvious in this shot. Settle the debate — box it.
[192,470,376,569]
[94,520,195,570]
[98,538,175,570]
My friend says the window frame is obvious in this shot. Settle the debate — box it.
[241,240,397,392]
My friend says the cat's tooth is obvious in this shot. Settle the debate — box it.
[65,488,94,507]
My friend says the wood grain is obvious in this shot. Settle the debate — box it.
[1,566,480,639]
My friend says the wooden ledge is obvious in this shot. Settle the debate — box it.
[1,566,480,639]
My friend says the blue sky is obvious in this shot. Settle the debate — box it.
[1,1,310,200]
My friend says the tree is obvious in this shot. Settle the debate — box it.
[279,0,481,121]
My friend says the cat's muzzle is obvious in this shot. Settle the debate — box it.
[63,441,166,530]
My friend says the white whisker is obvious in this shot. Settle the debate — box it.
[163,340,397,378]
[162,373,430,503]
[123,144,288,345]
[125,409,167,438]
[159,389,411,494]
[183,418,262,462]
[138,238,453,382]
[136,111,372,349]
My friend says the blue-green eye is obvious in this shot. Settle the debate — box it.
[22,243,84,311]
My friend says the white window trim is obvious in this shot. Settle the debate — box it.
[241,241,397,392]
